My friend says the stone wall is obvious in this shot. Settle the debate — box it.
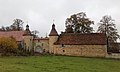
[33,39,49,53]
[49,36,58,53]
[23,36,33,51]
[52,45,107,57]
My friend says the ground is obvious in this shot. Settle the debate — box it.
[0,56,120,72]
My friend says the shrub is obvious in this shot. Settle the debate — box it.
[0,37,18,56]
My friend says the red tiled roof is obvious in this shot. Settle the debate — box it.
[0,31,24,41]
[54,33,107,45]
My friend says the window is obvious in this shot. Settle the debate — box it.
[63,50,65,52]
[61,44,65,47]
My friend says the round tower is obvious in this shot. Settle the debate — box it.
[49,24,58,53]
[23,24,33,52]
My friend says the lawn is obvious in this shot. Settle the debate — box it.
[0,56,120,72]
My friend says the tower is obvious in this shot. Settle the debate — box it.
[23,24,33,52]
[49,24,58,53]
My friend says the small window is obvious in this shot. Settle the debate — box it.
[61,44,64,47]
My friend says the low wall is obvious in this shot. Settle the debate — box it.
[106,53,120,59]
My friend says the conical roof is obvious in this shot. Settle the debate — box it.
[23,24,32,36]
[49,24,58,36]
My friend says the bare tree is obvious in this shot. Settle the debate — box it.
[0,19,24,31]
[11,19,24,31]
[6,26,11,31]
[97,15,120,43]
[0,26,6,31]
[65,12,94,33]
[31,30,39,38]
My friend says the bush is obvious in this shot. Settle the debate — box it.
[0,37,18,56]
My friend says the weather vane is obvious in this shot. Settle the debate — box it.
[26,21,28,24]
[53,19,55,24]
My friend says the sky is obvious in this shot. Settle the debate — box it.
[0,0,120,38]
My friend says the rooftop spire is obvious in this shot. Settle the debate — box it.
[53,19,55,24]
[23,23,32,36]
[26,24,29,30]
[49,23,58,36]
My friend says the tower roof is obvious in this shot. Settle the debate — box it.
[49,24,58,36]
[23,24,32,36]
[26,24,29,27]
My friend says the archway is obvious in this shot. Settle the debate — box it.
[35,45,44,53]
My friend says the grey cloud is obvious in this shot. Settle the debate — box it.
[0,0,120,38]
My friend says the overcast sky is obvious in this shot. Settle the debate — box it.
[0,0,120,37]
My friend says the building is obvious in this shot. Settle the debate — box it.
[48,24,107,57]
[0,24,107,57]
[0,31,24,48]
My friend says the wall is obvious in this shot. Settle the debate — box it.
[52,45,107,57]
[33,39,49,53]
[23,36,33,51]
[49,36,58,53]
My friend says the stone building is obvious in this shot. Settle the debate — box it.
[22,24,49,53]
[48,24,107,57]
[0,24,107,57]
[33,38,49,53]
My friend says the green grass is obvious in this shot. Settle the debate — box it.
[0,56,120,72]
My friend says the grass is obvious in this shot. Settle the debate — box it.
[0,55,120,72]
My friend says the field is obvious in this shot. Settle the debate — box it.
[0,56,120,72]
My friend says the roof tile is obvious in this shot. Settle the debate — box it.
[54,33,107,45]
[0,31,24,41]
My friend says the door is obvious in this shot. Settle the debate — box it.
[35,45,44,53]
